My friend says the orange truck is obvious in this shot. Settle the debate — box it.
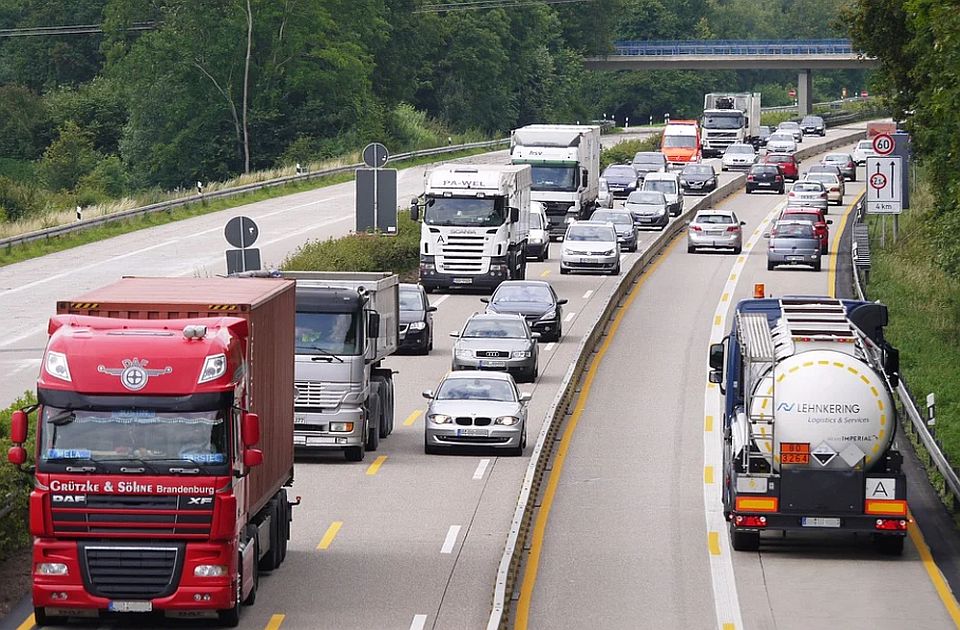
[866,121,897,138]
[660,120,701,167]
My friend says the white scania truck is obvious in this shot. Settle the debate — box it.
[411,164,530,293]
[709,297,906,554]
[701,93,761,157]
[510,124,601,240]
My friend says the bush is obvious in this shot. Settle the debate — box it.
[600,135,659,171]
[282,212,420,274]
[0,391,37,561]
[0,176,45,221]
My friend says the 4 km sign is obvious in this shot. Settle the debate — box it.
[866,156,903,215]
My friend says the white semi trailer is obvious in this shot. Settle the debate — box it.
[710,297,906,554]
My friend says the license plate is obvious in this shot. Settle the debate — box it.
[801,517,841,528]
[453,278,473,284]
[479,360,506,368]
[707,230,724,236]
[579,257,596,264]
[457,428,489,437]
[109,601,153,613]
[758,182,771,186]
[787,255,805,261]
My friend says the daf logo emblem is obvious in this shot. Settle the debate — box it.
[98,358,173,392]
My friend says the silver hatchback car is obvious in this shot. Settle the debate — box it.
[764,220,822,271]
[687,210,745,254]
[423,371,531,455]
[787,180,829,212]
[450,313,539,382]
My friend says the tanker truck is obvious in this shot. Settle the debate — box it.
[708,296,906,554]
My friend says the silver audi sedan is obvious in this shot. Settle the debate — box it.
[423,371,531,455]
[450,313,539,382]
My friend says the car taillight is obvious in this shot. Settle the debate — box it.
[847,162,855,168]
[690,225,702,232]
[726,226,739,233]
[747,175,755,181]
[831,186,840,192]
[821,193,828,198]
[788,192,796,197]
[775,175,782,181]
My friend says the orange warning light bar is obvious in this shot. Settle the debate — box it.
[754,283,765,299]
[735,496,779,512]
[864,499,908,516]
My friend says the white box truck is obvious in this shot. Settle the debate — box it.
[510,124,601,240]
[411,164,531,293]
[701,93,761,157]
[281,271,399,461]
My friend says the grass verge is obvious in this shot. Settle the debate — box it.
[0,145,499,269]
[867,171,960,506]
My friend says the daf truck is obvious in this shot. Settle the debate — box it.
[280,271,398,461]
[510,124,601,240]
[709,297,906,554]
[411,165,530,292]
[701,93,761,157]
[8,277,296,626]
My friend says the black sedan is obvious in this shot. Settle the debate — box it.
[398,283,436,354]
[481,280,567,343]
[601,164,642,197]
[745,164,785,195]
[679,164,718,195]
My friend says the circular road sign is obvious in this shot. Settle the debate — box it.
[224,215,259,248]
[869,172,888,191]
[362,142,389,168]
[872,133,895,156]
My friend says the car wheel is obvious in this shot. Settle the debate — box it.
[733,246,742,255]
[560,267,569,275]
[767,261,775,271]
[543,244,550,260]
[33,608,67,628]
[745,188,752,194]
[610,263,620,276]
[813,260,822,272]
[778,187,785,194]
[424,436,442,455]
[821,244,828,255]
[688,245,696,254]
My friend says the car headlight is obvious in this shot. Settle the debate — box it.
[45,351,72,382]
[512,350,531,358]
[455,348,473,359]
[598,249,614,256]
[707,178,716,185]
[199,353,227,384]
[537,311,557,322]
[429,414,452,424]
[409,321,426,331]
[36,563,68,576]
[495,416,521,426]
[329,422,354,432]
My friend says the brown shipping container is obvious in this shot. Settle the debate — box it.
[58,277,296,518]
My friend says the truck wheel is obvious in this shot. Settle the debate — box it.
[33,607,65,628]
[729,523,760,551]
[372,378,391,439]
[366,393,381,451]
[258,498,282,572]
[875,534,905,556]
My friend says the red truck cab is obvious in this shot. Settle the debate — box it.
[8,277,296,627]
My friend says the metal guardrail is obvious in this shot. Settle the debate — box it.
[761,97,871,114]
[850,198,960,505]
[613,38,857,57]
[0,138,510,251]
[486,126,870,630]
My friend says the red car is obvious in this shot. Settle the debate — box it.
[763,153,800,181]
[781,207,832,254]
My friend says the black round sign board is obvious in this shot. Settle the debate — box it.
[224,215,259,248]
[362,142,389,168]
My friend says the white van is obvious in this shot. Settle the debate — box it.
[641,172,684,217]
[525,202,550,261]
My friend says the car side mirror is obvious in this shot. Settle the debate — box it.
[740,221,746,226]
[520,392,532,403]
[480,297,489,304]
[241,412,260,448]
[581,169,588,187]
[422,390,435,400]
[884,345,900,388]
[762,232,771,238]
[449,331,460,338]
[557,298,568,305]
[427,305,438,312]
[243,449,263,468]
[708,370,723,384]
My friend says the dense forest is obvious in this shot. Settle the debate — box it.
[0,0,859,222]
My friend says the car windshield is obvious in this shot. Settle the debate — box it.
[703,113,743,129]
[644,180,676,195]
[766,155,791,164]
[857,141,874,149]
[793,182,824,192]
[627,191,665,204]
[663,136,696,148]
[424,197,506,227]
[591,212,633,226]
[784,213,818,223]
[633,153,664,166]
[752,166,778,174]
[807,174,835,184]
[436,378,516,402]
[774,223,815,238]
[695,214,734,224]
[399,289,424,311]
[759,126,771,134]
[726,146,753,154]
[603,166,635,178]
[779,122,799,129]
[530,165,577,192]
[493,284,553,304]
[824,155,850,163]
[462,318,527,338]
[682,165,713,176]
[769,134,793,142]
[566,225,615,241]
[295,311,360,355]
[41,407,228,465]
[802,117,822,125]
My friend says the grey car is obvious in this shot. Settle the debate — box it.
[821,153,857,181]
[590,209,638,251]
[688,210,745,254]
[777,120,803,143]
[625,190,669,229]
[765,221,822,271]
[631,151,667,180]
[450,313,539,382]
[423,371,531,455]
[801,115,825,136]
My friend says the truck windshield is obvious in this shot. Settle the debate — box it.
[295,312,360,355]
[40,407,228,467]
[703,114,744,130]
[662,136,696,148]
[529,165,578,192]
[423,197,505,227]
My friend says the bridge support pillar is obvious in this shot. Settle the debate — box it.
[798,69,813,117]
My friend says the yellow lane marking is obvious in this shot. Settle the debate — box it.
[704,415,714,432]
[708,531,721,556]
[721,292,730,302]
[317,521,343,550]
[723,624,736,630]
[265,614,286,630]
[714,315,722,326]
[514,237,683,630]
[729,273,737,281]
[366,455,388,475]
[15,614,35,630]
[827,191,864,298]
[540,269,551,277]
[908,511,960,626]
[737,256,745,263]
[704,466,714,484]
[403,410,422,427]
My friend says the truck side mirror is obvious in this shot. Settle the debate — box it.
[582,169,588,187]
[243,449,263,468]
[10,410,27,443]
[409,199,420,222]
[368,312,381,338]
[7,446,26,466]
[709,342,725,371]
[509,206,519,223]
[708,371,723,384]
[241,412,260,448]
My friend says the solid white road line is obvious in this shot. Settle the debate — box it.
[582,290,594,299]
[473,459,490,480]
[563,312,575,323]
[410,614,428,630]
[440,525,461,554]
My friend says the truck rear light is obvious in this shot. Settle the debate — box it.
[735,496,778,512]
[875,519,908,531]
[734,515,767,528]
[864,499,908,516]
[36,563,68,576]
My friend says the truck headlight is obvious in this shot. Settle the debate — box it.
[495,416,520,426]
[512,350,531,358]
[36,563,68,576]
[194,564,227,577]
[409,321,426,331]
[45,351,72,382]
[198,353,227,383]
[429,414,452,424]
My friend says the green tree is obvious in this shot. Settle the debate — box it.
[37,121,100,192]
[0,84,51,159]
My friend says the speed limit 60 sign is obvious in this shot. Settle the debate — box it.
[872,133,895,156]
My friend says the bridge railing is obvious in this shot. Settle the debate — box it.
[612,39,856,56]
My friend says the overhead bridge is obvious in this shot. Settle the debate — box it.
[585,39,878,116]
